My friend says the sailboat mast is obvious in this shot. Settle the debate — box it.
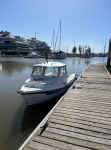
[35,31,36,39]
[52,29,55,51]
[59,20,61,51]
[104,39,107,53]
[51,29,55,51]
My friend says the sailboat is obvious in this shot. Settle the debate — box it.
[52,21,66,59]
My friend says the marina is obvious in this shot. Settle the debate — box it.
[1,1,111,150]
[0,56,108,150]
[19,62,111,150]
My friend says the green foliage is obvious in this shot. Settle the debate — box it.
[72,46,77,53]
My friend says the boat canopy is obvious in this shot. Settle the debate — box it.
[34,62,66,68]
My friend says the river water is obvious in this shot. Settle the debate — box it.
[0,56,107,150]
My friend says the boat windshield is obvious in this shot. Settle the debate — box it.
[44,67,58,78]
[31,66,43,76]
[60,66,67,76]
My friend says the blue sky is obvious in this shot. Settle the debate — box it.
[0,0,111,53]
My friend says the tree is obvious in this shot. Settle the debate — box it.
[72,46,77,54]
[78,45,82,57]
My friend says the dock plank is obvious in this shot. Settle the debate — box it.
[48,122,111,140]
[49,117,111,134]
[33,136,92,150]
[45,126,111,145]
[51,111,111,125]
[41,132,111,150]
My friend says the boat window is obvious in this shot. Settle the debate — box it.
[44,67,58,78]
[60,66,67,76]
[31,66,43,76]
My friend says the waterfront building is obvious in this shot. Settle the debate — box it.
[27,38,50,54]
[0,31,50,56]
[0,31,16,50]
[0,31,30,55]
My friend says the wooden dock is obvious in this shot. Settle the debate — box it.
[19,63,111,150]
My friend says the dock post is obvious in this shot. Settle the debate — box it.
[107,38,111,68]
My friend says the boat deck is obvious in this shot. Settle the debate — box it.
[19,63,111,150]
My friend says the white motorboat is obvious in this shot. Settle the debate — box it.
[18,61,77,106]
[24,52,43,58]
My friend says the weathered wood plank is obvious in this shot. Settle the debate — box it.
[42,131,111,150]
[62,98,111,108]
[63,98,111,107]
[54,108,111,122]
[27,140,63,150]
[49,117,111,134]
[45,126,111,145]
[67,89,111,96]
[69,88,111,94]
[48,122,111,140]
[60,101,111,113]
[63,96,111,103]
[55,107,111,118]
[23,147,33,150]
[50,112,111,129]
[53,109,111,128]
[33,136,92,150]
[52,111,111,125]
[64,97,111,105]
[59,103,111,115]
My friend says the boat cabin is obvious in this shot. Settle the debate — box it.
[31,62,67,80]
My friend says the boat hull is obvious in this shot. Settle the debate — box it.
[21,82,73,106]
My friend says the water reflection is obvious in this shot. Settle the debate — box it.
[0,63,2,70]
[0,57,46,76]
[7,96,60,150]
[84,60,90,65]
[1,61,32,76]
[21,97,61,137]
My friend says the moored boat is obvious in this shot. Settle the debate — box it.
[81,53,91,58]
[17,61,77,105]
[24,52,43,58]
[52,50,66,59]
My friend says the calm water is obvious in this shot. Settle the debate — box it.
[0,56,107,150]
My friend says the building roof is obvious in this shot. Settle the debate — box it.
[0,31,15,39]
